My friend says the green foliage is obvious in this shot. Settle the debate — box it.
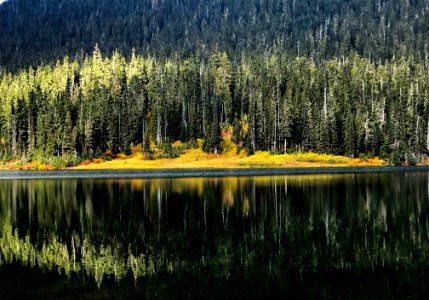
[359,153,374,161]
[156,144,180,159]
[391,150,402,166]
[406,151,417,166]
[94,147,103,158]
[1,0,429,71]
[204,121,223,154]
[143,150,155,160]
[51,156,65,169]
[150,142,188,159]
[102,155,112,162]
[81,149,89,161]
[123,147,132,157]
[48,155,82,169]
[379,142,391,161]
[0,51,428,163]
[0,153,14,163]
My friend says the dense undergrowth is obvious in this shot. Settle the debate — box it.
[0,138,390,170]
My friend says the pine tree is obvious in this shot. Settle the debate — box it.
[85,121,94,158]
[62,112,74,156]
[344,107,356,157]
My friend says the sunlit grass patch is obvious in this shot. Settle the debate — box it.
[291,152,350,164]
[0,160,55,170]
[348,157,386,166]
[71,149,390,170]
[0,141,387,171]
[239,151,351,167]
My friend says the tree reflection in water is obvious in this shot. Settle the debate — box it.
[1,173,429,296]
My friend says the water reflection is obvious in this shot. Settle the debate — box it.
[0,173,428,291]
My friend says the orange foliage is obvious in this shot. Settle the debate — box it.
[30,160,39,169]
[38,163,54,170]
[205,153,219,159]
[103,150,116,158]
[131,144,142,156]
[79,160,92,166]
[348,157,385,166]
[92,158,104,164]
[116,153,129,159]
[221,125,233,141]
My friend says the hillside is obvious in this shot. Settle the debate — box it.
[1,0,429,69]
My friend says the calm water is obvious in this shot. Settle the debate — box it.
[1,172,429,299]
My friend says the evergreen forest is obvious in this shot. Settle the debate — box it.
[1,0,429,164]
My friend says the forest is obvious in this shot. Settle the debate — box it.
[0,0,429,164]
[1,0,429,69]
[0,49,427,165]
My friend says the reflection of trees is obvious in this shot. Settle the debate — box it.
[1,174,429,288]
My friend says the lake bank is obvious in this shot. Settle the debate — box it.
[0,166,428,180]
[0,149,390,171]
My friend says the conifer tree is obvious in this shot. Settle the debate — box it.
[62,112,74,156]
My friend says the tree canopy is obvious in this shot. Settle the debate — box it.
[0,51,428,163]
[1,0,429,69]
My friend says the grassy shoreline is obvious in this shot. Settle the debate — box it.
[0,149,388,171]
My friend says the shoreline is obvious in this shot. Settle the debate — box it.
[0,166,428,180]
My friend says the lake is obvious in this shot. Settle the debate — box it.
[1,171,429,299]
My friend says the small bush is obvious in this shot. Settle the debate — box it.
[196,138,204,149]
[124,147,132,156]
[390,150,401,166]
[82,160,92,165]
[38,163,53,170]
[153,141,187,159]
[116,153,129,159]
[95,147,103,158]
[407,152,417,166]
[51,156,65,169]
[102,155,112,161]
[131,144,142,156]
[143,150,155,160]
[221,139,237,153]
[0,153,14,163]
[154,144,172,159]
[92,158,104,164]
